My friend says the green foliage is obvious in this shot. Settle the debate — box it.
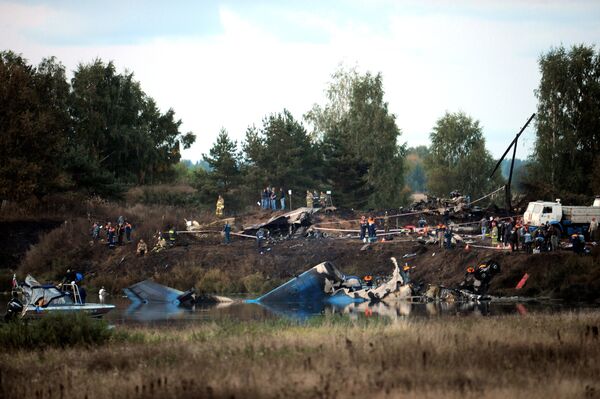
[0,52,195,200]
[242,110,323,198]
[309,67,408,208]
[68,59,196,191]
[530,44,600,197]
[425,111,504,198]
[0,313,112,350]
[193,129,242,210]
[0,52,70,201]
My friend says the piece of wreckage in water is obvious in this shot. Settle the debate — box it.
[248,258,413,310]
[242,207,319,237]
[17,275,115,319]
[421,260,501,302]
[124,279,233,307]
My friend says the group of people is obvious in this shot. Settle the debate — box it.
[306,190,331,208]
[358,215,387,243]
[91,216,133,249]
[260,187,286,210]
[481,217,561,254]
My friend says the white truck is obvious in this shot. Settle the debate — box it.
[523,197,600,237]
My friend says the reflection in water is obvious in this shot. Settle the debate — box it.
[1,295,590,325]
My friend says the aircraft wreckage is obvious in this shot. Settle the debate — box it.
[123,258,501,314]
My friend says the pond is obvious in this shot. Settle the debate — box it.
[2,294,594,325]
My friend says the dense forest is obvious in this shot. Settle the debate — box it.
[1,44,599,212]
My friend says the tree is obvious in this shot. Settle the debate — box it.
[68,59,195,193]
[308,67,407,208]
[425,112,503,199]
[193,129,241,208]
[530,44,600,196]
[0,52,70,200]
[242,110,322,194]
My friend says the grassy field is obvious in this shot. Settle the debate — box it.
[1,311,600,398]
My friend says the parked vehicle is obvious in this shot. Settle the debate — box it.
[523,197,600,237]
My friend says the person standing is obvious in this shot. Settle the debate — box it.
[256,228,265,254]
[270,188,277,210]
[306,190,313,208]
[216,195,225,217]
[589,217,598,241]
[480,217,488,240]
[279,188,286,210]
[359,216,368,242]
[107,222,116,248]
[491,222,499,246]
[124,221,132,243]
[367,216,376,242]
[223,221,231,244]
[523,228,533,254]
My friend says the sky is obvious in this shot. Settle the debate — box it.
[1,0,599,161]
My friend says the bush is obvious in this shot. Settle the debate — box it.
[241,272,265,294]
[196,269,241,294]
[0,313,112,350]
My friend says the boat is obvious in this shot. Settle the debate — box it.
[19,275,115,319]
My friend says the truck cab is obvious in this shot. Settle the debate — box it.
[523,201,562,227]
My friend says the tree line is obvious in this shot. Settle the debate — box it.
[2,44,599,211]
[0,51,195,200]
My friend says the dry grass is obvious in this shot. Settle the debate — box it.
[1,312,599,398]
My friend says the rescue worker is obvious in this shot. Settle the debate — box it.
[168,227,177,247]
[383,211,390,236]
[152,232,168,253]
[367,216,376,242]
[359,216,368,242]
[306,190,313,208]
[319,192,327,208]
[216,195,225,217]
[418,216,427,228]
[491,222,499,246]
[223,221,231,244]
[509,227,518,252]
[136,239,148,256]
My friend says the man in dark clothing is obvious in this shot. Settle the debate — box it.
[223,221,231,244]
[359,216,368,242]
[256,228,266,253]
[125,221,132,243]
[5,291,23,321]
[79,285,87,304]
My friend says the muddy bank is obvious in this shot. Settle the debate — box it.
[6,210,600,302]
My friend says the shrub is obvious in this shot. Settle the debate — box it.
[241,272,265,294]
[196,269,241,294]
[0,313,112,350]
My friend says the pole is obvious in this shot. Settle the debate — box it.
[506,138,518,213]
